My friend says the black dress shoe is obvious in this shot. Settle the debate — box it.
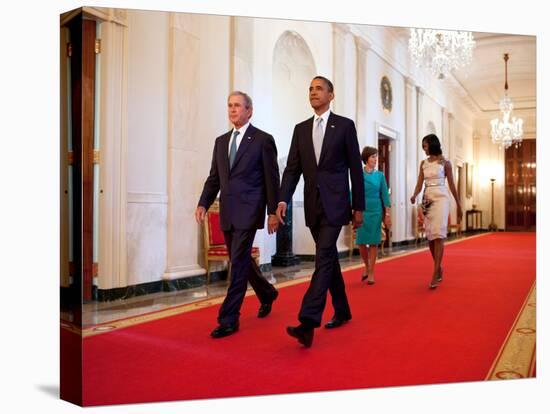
[211,322,239,338]
[324,317,350,329]
[286,325,314,348]
[258,290,278,318]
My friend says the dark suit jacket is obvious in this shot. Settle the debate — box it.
[280,112,365,227]
[198,124,280,231]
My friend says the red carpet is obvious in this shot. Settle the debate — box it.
[81,232,535,406]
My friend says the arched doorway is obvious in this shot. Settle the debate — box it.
[272,31,316,256]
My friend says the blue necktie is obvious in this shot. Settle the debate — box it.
[229,130,240,169]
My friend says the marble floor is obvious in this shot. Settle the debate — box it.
[77,236,454,328]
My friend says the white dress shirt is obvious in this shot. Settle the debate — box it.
[228,122,250,156]
[312,109,331,138]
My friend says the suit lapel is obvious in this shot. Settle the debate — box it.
[231,124,256,172]
[318,112,337,166]
[221,130,231,176]
[303,117,316,166]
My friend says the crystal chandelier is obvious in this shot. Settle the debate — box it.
[408,29,475,79]
[490,53,523,149]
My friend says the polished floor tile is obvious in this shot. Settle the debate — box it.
[78,236,464,328]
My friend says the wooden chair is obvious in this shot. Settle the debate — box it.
[203,200,260,284]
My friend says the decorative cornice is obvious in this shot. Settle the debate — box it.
[332,22,351,36]
[405,76,416,88]
[81,7,128,26]
[353,35,372,52]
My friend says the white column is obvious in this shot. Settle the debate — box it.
[231,16,254,93]
[448,112,455,161]
[441,107,450,158]
[472,132,481,210]
[163,13,206,279]
[405,77,418,241]
[416,86,425,168]
[354,36,371,146]
[232,16,275,266]
[97,10,129,289]
[333,24,358,253]
[332,23,356,119]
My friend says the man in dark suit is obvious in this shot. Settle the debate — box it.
[276,76,365,347]
[196,91,280,338]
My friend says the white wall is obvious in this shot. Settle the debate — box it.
[127,11,168,195]
[194,15,232,204]
[364,48,407,242]
[126,10,169,285]
[188,14,232,274]
[100,11,521,289]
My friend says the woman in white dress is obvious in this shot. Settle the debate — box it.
[410,134,463,289]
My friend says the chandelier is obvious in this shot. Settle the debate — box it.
[408,29,475,79]
[490,53,523,149]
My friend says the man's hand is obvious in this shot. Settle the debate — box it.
[195,206,206,223]
[352,210,364,229]
[410,195,417,204]
[268,214,279,234]
[276,202,287,225]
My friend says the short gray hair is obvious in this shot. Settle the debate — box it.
[228,91,253,110]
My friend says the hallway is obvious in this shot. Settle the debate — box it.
[73,232,536,406]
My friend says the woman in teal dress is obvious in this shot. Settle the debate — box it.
[356,146,391,284]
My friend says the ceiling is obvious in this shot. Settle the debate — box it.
[394,29,536,113]
[455,32,536,112]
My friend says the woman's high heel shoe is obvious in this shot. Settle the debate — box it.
[429,273,440,289]
[361,272,368,282]
[436,267,444,283]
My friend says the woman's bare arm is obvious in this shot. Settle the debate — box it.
[444,160,463,222]
[410,160,424,204]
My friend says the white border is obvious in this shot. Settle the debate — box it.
[1,0,545,413]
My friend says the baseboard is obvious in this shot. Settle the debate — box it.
[93,270,229,302]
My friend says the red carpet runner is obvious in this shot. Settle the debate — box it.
[82,232,536,406]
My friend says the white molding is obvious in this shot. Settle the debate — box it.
[332,22,351,36]
[127,192,169,204]
[376,122,399,141]
[353,34,371,51]
[405,76,416,88]
[80,7,129,26]
[163,264,206,280]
